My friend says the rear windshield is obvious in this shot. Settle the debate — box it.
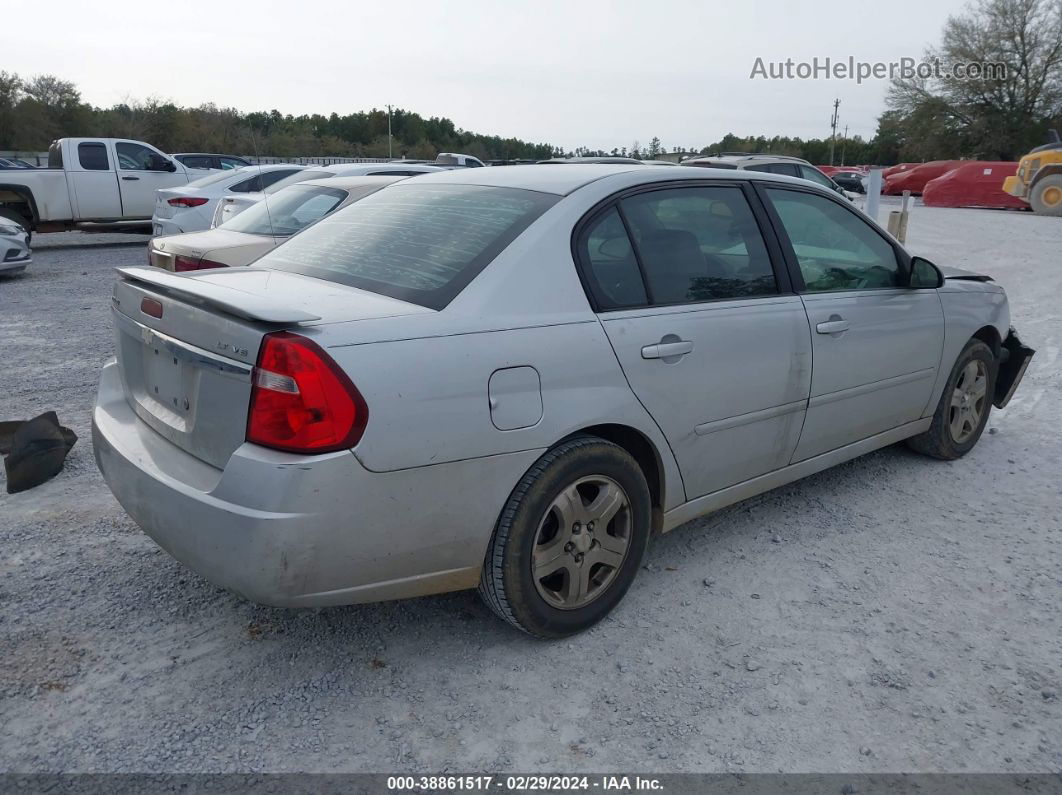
[255,184,557,309]
[263,169,331,195]
[186,169,245,188]
[221,184,347,237]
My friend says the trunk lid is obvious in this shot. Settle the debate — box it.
[111,266,431,468]
[215,193,261,226]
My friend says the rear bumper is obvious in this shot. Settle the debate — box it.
[93,359,541,606]
[994,328,1034,409]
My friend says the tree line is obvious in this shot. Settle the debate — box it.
[0,73,558,161]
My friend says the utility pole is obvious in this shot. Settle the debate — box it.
[828,98,840,166]
[387,104,393,159]
[840,124,848,166]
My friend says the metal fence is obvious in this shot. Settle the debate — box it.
[0,152,395,167]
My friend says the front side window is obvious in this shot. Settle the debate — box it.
[765,188,901,292]
[619,186,777,305]
[221,185,347,237]
[256,184,557,309]
[78,142,109,171]
[799,165,837,189]
[116,142,160,171]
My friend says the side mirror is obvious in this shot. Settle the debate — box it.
[909,256,944,289]
[149,154,176,172]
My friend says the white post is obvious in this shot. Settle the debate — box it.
[865,168,883,224]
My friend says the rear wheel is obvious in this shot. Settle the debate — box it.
[479,437,651,638]
[1030,174,1062,216]
[907,339,995,460]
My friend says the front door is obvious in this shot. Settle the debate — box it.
[759,185,945,461]
[577,183,812,500]
[115,140,187,218]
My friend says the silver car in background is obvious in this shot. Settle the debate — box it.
[148,175,408,271]
[210,163,444,227]
[0,219,31,275]
[93,165,1033,638]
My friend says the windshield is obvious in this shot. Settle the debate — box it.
[255,184,557,309]
[262,169,331,195]
[220,184,347,237]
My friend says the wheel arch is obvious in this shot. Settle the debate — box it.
[560,423,668,534]
[0,184,40,228]
[1030,164,1062,188]
[972,325,1002,358]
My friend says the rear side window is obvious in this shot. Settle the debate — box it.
[230,175,263,193]
[179,155,214,169]
[580,186,777,308]
[220,156,248,169]
[258,168,303,189]
[578,207,648,308]
[256,185,557,309]
[78,142,109,171]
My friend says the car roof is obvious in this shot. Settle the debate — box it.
[174,152,248,158]
[537,156,645,164]
[685,154,812,167]
[393,163,820,196]
[292,175,410,190]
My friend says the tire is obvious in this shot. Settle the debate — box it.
[1029,174,1062,216]
[907,339,996,460]
[479,436,652,638]
[0,207,31,244]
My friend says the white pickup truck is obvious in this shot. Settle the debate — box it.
[0,138,210,235]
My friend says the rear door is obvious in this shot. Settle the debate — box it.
[68,141,122,219]
[579,182,812,500]
[758,184,945,461]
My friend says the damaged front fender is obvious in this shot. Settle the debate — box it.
[994,328,1035,409]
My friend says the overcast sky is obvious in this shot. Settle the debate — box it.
[4,0,973,151]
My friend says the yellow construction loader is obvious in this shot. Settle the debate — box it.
[1003,129,1062,216]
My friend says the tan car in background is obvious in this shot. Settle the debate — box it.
[148,175,407,271]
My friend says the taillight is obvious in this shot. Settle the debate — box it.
[174,256,228,272]
[167,197,209,207]
[246,332,368,454]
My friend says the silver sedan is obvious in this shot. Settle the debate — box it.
[93,165,1033,637]
[0,219,31,275]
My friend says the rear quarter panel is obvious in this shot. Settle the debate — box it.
[0,169,72,222]
[306,185,688,509]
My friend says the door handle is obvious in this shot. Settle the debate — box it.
[816,316,850,334]
[121,176,140,181]
[641,340,694,359]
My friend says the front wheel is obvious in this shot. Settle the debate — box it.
[1030,174,1062,216]
[479,437,651,638]
[907,339,996,460]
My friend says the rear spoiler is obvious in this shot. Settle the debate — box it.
[115,266,321,324]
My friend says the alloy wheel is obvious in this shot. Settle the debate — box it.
[531,476,632,610]
[949,359,988,443]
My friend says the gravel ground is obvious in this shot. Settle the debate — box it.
[1,205,1060,774]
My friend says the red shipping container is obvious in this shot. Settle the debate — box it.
[922,162,1026,209]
